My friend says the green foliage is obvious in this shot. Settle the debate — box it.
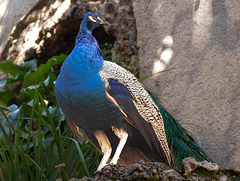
[101,43,139,76]
[112,55,139,76]
[0,55,101,180]
[100,43,113,62]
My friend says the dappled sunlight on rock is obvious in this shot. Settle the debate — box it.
[160,48,173,64]
[162,35,173,46]
[46,0,71,28]
[0,0,9,34]
[153,35,174,74]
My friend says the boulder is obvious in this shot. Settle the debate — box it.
[133,0,240,168]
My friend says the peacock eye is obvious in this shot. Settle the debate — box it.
[88,15,97,22]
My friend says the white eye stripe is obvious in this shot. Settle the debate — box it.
[97,17,102,21]
[89,16,96,22]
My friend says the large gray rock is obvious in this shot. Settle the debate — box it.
[133,0,240,168]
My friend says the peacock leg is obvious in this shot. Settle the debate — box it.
[94,130,112,171]
[110,126,128,164]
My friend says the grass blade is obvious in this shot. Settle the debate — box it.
[68,138,90,177]
[138,67,177,82]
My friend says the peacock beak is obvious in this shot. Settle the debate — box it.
[100,19,110,26]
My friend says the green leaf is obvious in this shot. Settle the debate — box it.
[0,89,16,106]
[69,137,90,177]
[0,61,20,77]
[0,104,18,136]
[22,54,67,88]
[0,79,6,88]
[19,59,37,73]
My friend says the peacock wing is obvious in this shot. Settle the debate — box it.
[100,61,172,166]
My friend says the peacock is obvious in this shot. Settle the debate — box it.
[55,10,213,171]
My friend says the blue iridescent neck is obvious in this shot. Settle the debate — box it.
[80,17,92,34]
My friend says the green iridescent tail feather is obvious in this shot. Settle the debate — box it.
[149,94,214,166]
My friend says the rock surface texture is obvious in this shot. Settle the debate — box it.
[133,0,240,168]
[64,158,239,181]
[0,0,38,57]
[0,0,137,64]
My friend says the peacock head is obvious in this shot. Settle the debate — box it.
[81,12,109,33]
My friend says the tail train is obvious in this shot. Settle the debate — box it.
[150,93,214,166]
